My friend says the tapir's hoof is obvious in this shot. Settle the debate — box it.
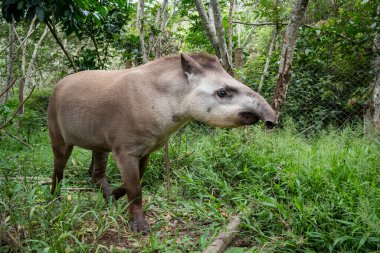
[130,218,149,234]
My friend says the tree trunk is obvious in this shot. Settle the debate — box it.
[2,19,16,105]
[156,0,168,58]
[16,24,48,128]
[228,0,234,61]
[194,0,220,58]
[16,16,37,78]
[234,47,243,69]
[371,68,380,134]
[125,60,133,69]
[207,1,217,42]
[365,7,380,135]
[258,25,279,93]
[138,0,148,64]
[210,0,233,75]
[271,0,309,117]
[25,26,49,88]
[18,78,25,128]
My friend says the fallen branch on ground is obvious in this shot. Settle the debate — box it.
[63,187,94,192]
[202,215,241,253]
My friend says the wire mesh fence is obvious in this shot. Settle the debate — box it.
[249,38,375,134]
[282,62,373,132]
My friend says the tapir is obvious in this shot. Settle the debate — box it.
[48,53,277,233]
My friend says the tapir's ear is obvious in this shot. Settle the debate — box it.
[181,53,203,77]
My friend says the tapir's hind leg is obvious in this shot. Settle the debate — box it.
[50,130,73,196]
[90,151,113,199]
[88,153,94,176]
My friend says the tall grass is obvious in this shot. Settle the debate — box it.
[0,122,379,252]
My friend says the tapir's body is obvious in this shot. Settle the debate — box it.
[50,67,187,156]
[48,53,276,233]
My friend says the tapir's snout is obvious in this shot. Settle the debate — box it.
[261,106,277,129]
[238,91,278,128]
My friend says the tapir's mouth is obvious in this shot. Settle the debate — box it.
[238,111,260,125]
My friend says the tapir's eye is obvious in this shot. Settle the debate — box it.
[217,89,228,98]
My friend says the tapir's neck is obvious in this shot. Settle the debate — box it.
[133,62,193,143]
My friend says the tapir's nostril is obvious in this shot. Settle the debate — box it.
[265,120,277,129]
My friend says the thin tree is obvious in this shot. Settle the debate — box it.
[365,6,380,134]
[228,0,234,60]
[271,0,309,117]
[155,0,168,58]
[2,19,16,105]
[195,0,233,74]
[195,0,220,57]
[210,0,232,74]
[137,0,148,63]
[14,20,49,127]
[234,0,243,74]
[258,25,279,93]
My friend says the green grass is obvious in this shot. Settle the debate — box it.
[0,122,379,252]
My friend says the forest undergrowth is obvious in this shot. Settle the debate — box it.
[0,122,379,252]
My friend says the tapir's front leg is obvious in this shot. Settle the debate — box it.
[112,155,150,200]
[112,150,149,234]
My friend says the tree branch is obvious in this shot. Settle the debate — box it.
[203,215,241,253]
[0,86,36,130]
[45,21,78,72]
[89,32,103,69]
[1,130,33,148]
[0,79,18,98]
[25,25,49,87]
[233,21,288,26]
[0,37,17,55]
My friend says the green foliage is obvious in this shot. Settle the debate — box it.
[21,87,52,132]
[0,124,379,251]
[1,0,133,70]
[242,0,378,131]
[25,87,51,114]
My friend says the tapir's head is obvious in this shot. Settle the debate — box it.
[181,53,277,129]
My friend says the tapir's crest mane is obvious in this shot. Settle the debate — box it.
[161,53,222,70]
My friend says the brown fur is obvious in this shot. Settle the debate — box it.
[48,53,276,233]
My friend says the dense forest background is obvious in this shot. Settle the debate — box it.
[0,0,379,252]
[1,0,379,133]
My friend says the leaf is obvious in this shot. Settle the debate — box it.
[305,48,313,55]
[4,0,18,5]
[261,201,277,208]
[358,234,369,249]
[361,0,369,4]
[17,1,24,10]
[293,197,303,212]
[35,5,45,21]
[333,235,350,248]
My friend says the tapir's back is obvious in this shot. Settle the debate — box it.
[48,69,140,150]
